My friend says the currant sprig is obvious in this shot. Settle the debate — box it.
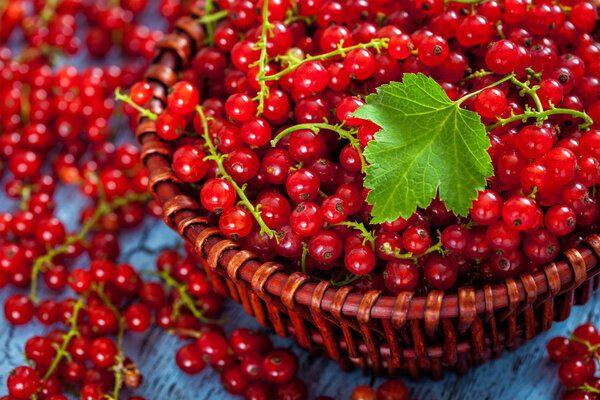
[0,0,8,18]
[39,0,60,24]
[29,186,151,303]
[94,284,126,400]
[200,0,219,44]
[270,122,366,172]
[251,0,273,116]
[20,83,30,125]
[330,221,376,250]
[486,75,593,130]
[115,88,158,121]
[260,37,389,83]
[151,268,226,324]
[40,294,88,382]
[383,239,444,262]
[195,105,277,240]
[330,272,370,288]
[197,10,228,24]
[300,244,308,274]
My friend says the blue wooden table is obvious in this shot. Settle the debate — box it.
[0,183,597,399]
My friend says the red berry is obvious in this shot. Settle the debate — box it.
[168,81,199,115]
[263,350,296,385]
[4,294,34,326]
[7,366,39,399]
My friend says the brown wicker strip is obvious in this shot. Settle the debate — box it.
[458,287,476,334]
[281,273,311,349]
[424,290,444,337]
[226,250,255,284]
[331,286,359,360]
[520,273,538,341]
[309,281,341,361]
[176,216,208,239]
[357,291,382,374]
[441,318,457,365]
[174,16,205,50]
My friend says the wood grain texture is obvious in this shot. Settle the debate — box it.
[0,185,597,399]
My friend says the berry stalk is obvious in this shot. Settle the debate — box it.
[456,73,517,105]
[252,0,273,116]
[270,122,366,172]
[260,37,389,83]
[487,107,593,130]
[330,273,368,288]
[197,9,228,24]
[300,244,308,274]
[203,0,215,42]
[95,285,126,400]
[384,239,444,261]
[41,295,88,381]
[0,0,8,18]
[29,188,150,303]
[152,269,225,324]
[115,88,158,121]
[39,0,60,24]
[330,221,376,250]
[195,105,277,240]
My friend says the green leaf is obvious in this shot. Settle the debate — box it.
[352,73,493,224]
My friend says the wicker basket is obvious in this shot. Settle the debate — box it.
[136,10,600,379]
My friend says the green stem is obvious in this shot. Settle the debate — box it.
[456,74,516,106]
[203,0,215,43]
[95,285,125,400]
[19,184,32,211]
[457,69,495,84]
[300,245,308,275]
[331,273,370,288]
[29,200,107,303]
[270,122,367,172]
[444,0,482,3]
[284,14,312,25]
[252,0,272,116]
[20,84,30,126]
[387,240,444,261]
[510,76,544,113]
[196,106,276,240]
[486,107,593,131]
[115,88,157,121]
[197,9,228,24]
[167,328,202,338]
[40,0,60,24]
[0,0,8,19]
[574,383,600,395]
[152,270,226,324]
[525,67,542,82]
[261,38,389,83]
[29,189,150,303]
[42,295,87,381]
[330,221,375,250]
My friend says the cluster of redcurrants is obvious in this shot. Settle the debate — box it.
[176,317,412,400]
[547,323,600,400]
[132,0,600,298]
[0,0,163,62]
[177,325,308,398]
[1,242,227,400]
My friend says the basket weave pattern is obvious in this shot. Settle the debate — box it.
[137,11,600,378]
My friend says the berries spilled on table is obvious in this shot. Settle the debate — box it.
[547,323,600,400]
